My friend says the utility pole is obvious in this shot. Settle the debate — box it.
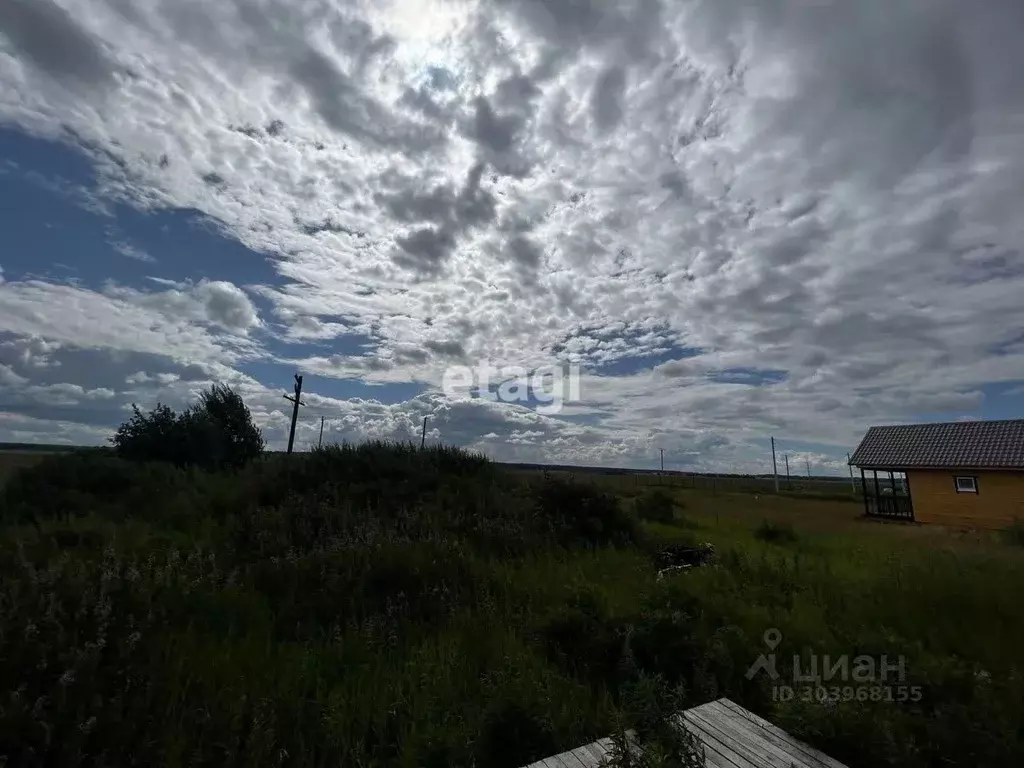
[283,374,305,455]
[318,416,325,449]
[785,454,791,488]
[420,416,428,449]
[771,436,779,493]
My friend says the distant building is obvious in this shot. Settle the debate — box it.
[849,419,1024,529]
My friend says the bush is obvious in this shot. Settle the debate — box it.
[0,451,186,525]
[605,672,706,767]
[535,477,638,547]
[476,701,558,768]
[112,384,264,470]
[636,491,677,525]
[753,519,798,544]
[540,590,625,688]
[1002,519,1024,547]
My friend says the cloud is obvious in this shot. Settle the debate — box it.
[0,279,261,364]
[0,0,1022,471]
[591,66,627,132]
[195,280,261,332]
[111,240,157,263]
[289,45,444,154]
[0,0,117,88]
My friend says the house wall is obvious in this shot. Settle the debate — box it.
[906,469,1024,529]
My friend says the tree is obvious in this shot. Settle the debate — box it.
[112,403,185,465]
[111,384,264,470]
[192,383,266,469]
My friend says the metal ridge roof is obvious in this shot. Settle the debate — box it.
[849,419,1024,469]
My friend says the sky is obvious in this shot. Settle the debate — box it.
[1,0,1023,475]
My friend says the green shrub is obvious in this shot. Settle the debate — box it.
[753,519,798,544]
[605,672,706,767]
[535,477,638,547]
[1002,518,1024,547]
[112,384,264,470]
[0,451,186,525]
[476,701,558,768]
[540,589,626,688]
[636,491,677,525]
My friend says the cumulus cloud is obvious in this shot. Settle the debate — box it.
[0,0,117,88]
[195,280,261,332]
[0,279,261,365]
[0,0,1022,470]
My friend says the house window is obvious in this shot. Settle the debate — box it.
[954,476,978,494]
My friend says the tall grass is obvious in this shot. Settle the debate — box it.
[1,443,1022,766]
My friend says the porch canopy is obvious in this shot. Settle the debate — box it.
[849,418,1024,521]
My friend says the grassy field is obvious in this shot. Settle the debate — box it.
[1,445,1022,767]
[0,450,58,485]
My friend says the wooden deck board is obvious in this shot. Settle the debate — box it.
[680,711,768,768]
[680,715,758,768]
[518,698,849,768]
[569,745,603,767]
[683,705,806,768]
[578,741,608,764]
[717,699,847,768]
[547,756,583,768]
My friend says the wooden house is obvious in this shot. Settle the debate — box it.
[849,419,1024,529]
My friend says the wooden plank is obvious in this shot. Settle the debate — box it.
[568,746,603,767]
[593,737,618,762]
[678,712,760,768]
[684,705,808,768]
[556,749,590,768]
[547,755,584,768]
[717,698,848,768]
[577,742,605,763]
[684,707,785,768]
[518,698,849,768]
[580,738,611,764]
[717,699,848,768]
[700,701,832,768]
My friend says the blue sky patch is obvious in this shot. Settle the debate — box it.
[591,345,703,376]
[0,128,279,290]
